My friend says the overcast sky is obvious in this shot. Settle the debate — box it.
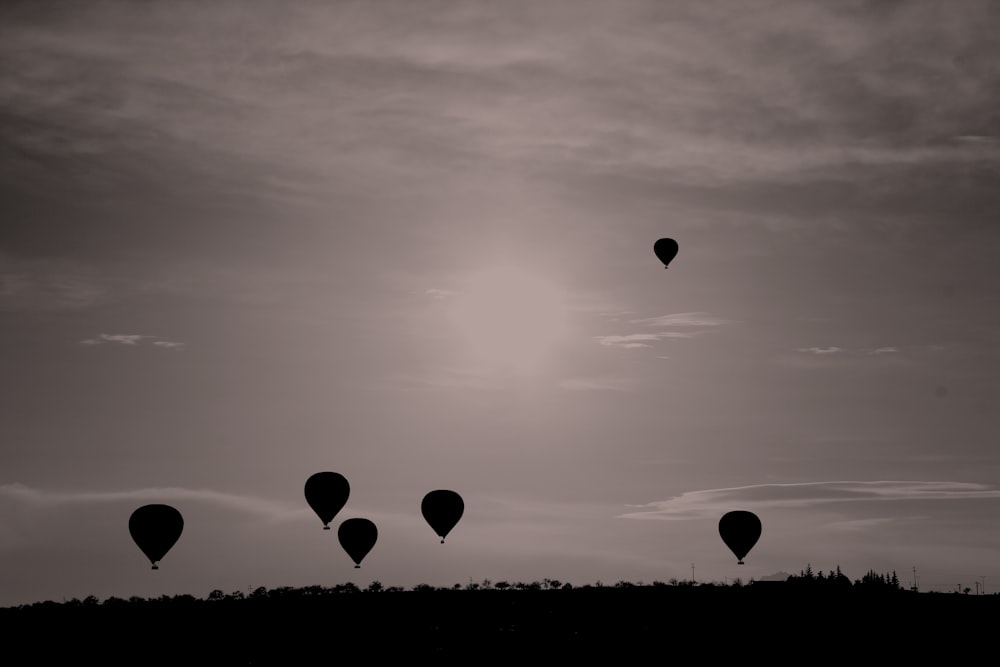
[2,0,1000,606]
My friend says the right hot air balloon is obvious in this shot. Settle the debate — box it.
[719,510,761,565]
[421,490,464,544]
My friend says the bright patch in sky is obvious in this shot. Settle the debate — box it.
[446,265,569,376]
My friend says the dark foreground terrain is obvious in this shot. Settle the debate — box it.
[3,583,996,663]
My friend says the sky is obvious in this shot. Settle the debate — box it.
[2,0,999,606]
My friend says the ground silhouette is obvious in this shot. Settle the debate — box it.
[2,570,995,661]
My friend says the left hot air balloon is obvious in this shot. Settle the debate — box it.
[129,504,183,570]
[305,471,350,530]
[338,518,377,568]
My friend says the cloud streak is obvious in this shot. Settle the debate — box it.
[0,483,305,522]
[80,333,184,349]
[620,481,1000,520]
[628,312,733,327]
[597,311,731,350]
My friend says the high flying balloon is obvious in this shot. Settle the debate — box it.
[129,504,184,570]
[304,472,350,530]
[421,490,464,543]
[719,510,761,564]
[653,238,679,268]
[338,518,377,568]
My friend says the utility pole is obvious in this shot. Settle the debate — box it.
[691,563,695,583]
[911,566,918,592]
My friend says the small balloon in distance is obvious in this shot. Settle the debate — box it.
[653,238,679,268]
[719,510,761,565]
[421,490,464,544]
[338,518,377,568]
[129,504,184,570]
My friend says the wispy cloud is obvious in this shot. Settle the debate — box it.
[796,346,844,355]
[781,345,910,369]
[0,483,305,522]
[629,312,733,327]
[152,341,185,350]
[595,334,660,349]
[795,345,899,356]
[597,311,731,350]
[81,334,151,346]
[620,481,1000,520]
[80,333,184,349]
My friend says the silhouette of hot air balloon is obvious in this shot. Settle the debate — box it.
[338,518,377,568]
[421,490,464,543]
[129,504,183,570]
[305,472,350,530]
[719,510,761,564]
[653,238,679,268]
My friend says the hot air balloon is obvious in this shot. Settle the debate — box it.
[305,472,350,530]
[129,504,184,570]
[653,238,679,268]
[719,510,761,564]
[421,490,464,544]
[338,518,377,568]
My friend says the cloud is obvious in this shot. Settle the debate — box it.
[0,483,305,523]
[595,332,704,348]
[780,345,912,369]
[629,312,733,327]
[795,345,898,356]
[80,333,184,349]
[795,346,844,355]
[619,481,1000,520]
[81,334,150,346]
[152,340,185,350]
[597,311,731,350]
[595,334,659,348]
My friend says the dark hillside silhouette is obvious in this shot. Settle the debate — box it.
[3,572,996,662]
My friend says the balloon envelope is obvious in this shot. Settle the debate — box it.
[421,490,464,543]
[719,510,761,564]
[338,518,377,568]
[305,472,350,529]
[129,504,183,570]
[653,238,679,268]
